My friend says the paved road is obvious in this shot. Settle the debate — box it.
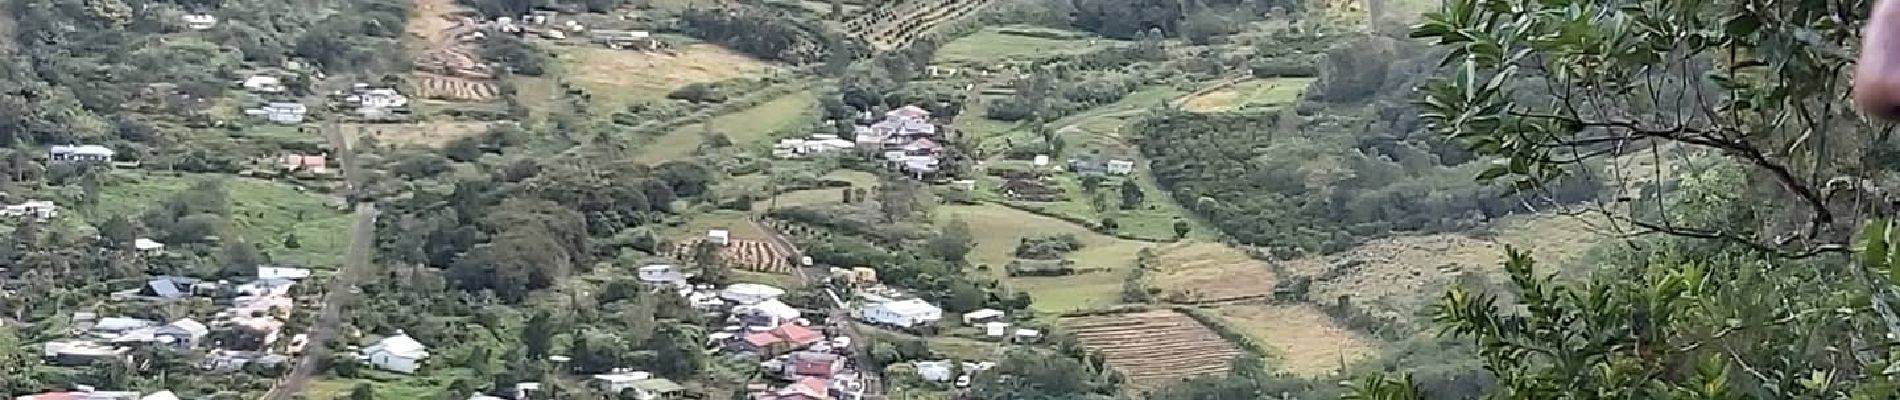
[262,125,377,400]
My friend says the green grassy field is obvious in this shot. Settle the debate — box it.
[964,83,1211,242]
[934,26,1114,67]
[552,43,775,111]
[632,90,819,164]
[668,210,771,242]
[89,172,352,268]
[1179,78,1315,113]
[306,372,454,399]
[752,170,882,210]
[937,204,1152,312]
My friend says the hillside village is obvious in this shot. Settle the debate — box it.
[0,0,1874,397]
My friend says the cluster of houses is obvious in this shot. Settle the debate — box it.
[27,266,319,397]
[487,9,666,51]
[853,106,945,179]
[16,389,182,400]
[238,74,310,125]
[628,262,866,400]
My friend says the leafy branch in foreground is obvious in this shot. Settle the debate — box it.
[1351,241,1900,398]
[1410,0,1893,258]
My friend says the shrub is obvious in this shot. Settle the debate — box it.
[667,83,729,103]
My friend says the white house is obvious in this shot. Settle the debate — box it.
[242,76,284,93]
[154,319,210,348]
[593,370,653,394]
[362,333,429,373]
[359,88,409,109]
[182,14,218,30]
[260,102,307,124]
[50,145,114,162]
[741,299,801,326]
[134,238,165,254]
[706,229,730,246]
[773,135,858,158]
[638,264,687,286]
[860,299,943,328]
[962,309,1004,324]
[42,340,128,366]
[719,284,784,305]
[257,266,312,281]
[1105,160,1135,175]
[1,200,58,220]
[983,322,1009,337]
[91,317,159,337]
[591,370,685,400]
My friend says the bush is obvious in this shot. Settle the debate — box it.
[1014,234,1084,259]
[667,83,729,103]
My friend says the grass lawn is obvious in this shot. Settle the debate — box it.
[733,269,804,288]
[669,210,770,242]
[936,204,1153,313]
[934,26,1113,67]
[752,170,882,210]
[242,125,326,147]
[306,372,454,399]
[968,84,1210,242]
[506,75,563,123]
[1148,241,1277,301]
[88,171,352,268]
[1212,304,1378,377]
[632,90,819,164]
[1179,78,1316,113]
[553,43,774,110]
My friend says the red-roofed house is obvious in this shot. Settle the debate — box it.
[886,106,931,121]
[781,351,843,380]
[750,377,830,400]
[742,324,823,355]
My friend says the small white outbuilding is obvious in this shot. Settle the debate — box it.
[362,333,429,373]
[860,299,943,328]
[720,283,785,305]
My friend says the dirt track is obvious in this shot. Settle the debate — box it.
[261,125,377,400]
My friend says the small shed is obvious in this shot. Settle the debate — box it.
[962,309,1004,324]
[983,322,1010,337]
[707,230,730,246]
[914,360,954,382]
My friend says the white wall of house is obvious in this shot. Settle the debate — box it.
[369,351,421,373]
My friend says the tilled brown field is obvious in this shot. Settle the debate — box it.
[415,74,499,102]
[670,238,794,273]
[1061,310,1244,389]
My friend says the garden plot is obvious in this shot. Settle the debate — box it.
[1060,310,1245,389]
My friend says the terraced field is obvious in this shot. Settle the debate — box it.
[670,238,796,273]
[844,0,996,50]
[1061,310,1244,389]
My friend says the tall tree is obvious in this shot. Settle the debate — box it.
[1118,180,1144,209]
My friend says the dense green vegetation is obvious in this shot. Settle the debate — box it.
[1,0,404,159]
[1133,37,1600,255]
